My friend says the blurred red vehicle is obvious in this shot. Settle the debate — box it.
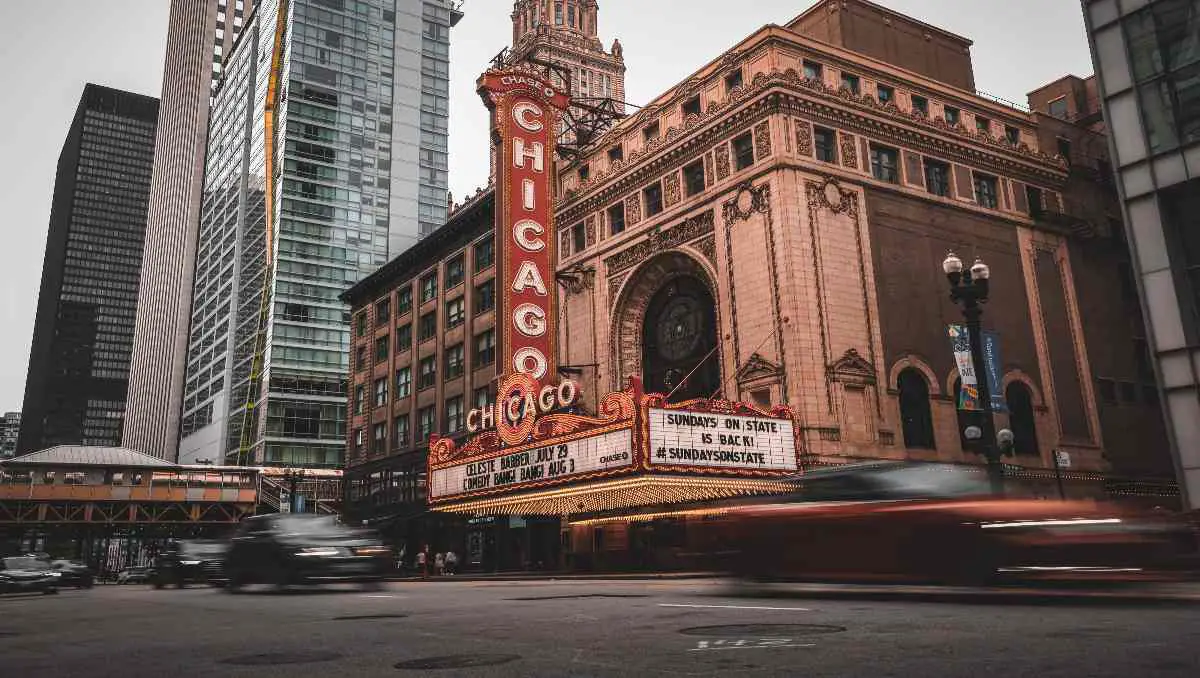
[694,462,1198,585]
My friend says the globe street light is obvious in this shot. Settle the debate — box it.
[943,251,1004,495]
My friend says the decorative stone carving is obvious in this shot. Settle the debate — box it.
[737,352,783,386]
[663,172,682,208]
[604,210,716,275]
[585,215,597,247]
[839,132,858,169]
[704,152,715,187]
[722,182,771,227]
[754,121,772,158]
[795,120,813,157]
[828,348,877,387]
[608,272,628,305]
[714,144,731,181]
[692,234,717,265]
[560,229,572,258]
[810,177,857,215]
[626,193,642,225]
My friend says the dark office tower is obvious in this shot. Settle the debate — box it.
[17,85,159,454]
[124,0,253,461]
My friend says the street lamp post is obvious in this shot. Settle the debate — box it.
[942,252,1005,496]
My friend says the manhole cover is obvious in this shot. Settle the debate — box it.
[508,594,648,601]
[394,654,521,670]
[333,614,409,621]
[679,624,846,637]
[220,651,343,666]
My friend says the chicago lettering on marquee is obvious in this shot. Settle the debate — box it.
[478,69,570,384]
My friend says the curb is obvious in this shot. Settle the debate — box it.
[383,572,719,583]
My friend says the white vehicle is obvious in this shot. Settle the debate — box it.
[115,567,153,585]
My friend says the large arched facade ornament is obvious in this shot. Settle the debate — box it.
[610,250,721,392]
[887,355,942,396]
[1001,369,1045,408]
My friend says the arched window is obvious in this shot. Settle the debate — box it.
[897,368,935,449]
[1005,382,1040,456]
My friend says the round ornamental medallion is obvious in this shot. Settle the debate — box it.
[656,296,703,361]
[736,189,755,216]
[823,181,842,208]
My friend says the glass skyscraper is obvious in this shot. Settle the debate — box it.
[17,85,159,454]
[178,0,459,467]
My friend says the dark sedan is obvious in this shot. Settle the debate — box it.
[154,540,228,589]
[0,557,61,595]
[225,514,392,591]
[49,560,94,589]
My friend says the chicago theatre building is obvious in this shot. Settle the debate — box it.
[343,0,1178,572]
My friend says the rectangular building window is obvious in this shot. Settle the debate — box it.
[419,311,437,341]
[683,160,706,196]
[375,298,390,323]
[1026,185,1044,217]
[418,356,436,390]
[397,288,412,315]
[924,158,950,197]
[803,60,823,81]
[444,344,464,379]
[395,367,411,399]
[841,72,860,94]
[394,415,409,448]
[643,121,660,142]
[877,84,894,104]
[374,336,389,363]
[608,145,623,163]
[355,313,367,337]
[733,132,755,170]
[372,423,386,454]
[475,329,496,366]
[1005,125,1020,144]
[976,116,991,135]
[355,384,365,415]
[1057,136,1072,160]
[474,386,491,410]
[356,346,367,373]
[870,144,899,183]
[445,396,465,433]
[1048,97,1068,119]
[578,164,590,182]
[396,324,412,352]
[446,297,465,328]
[475,279,495,313]
[911,95,929,117]
[725,69,743,93]
[474,238,494,271]
[608,202,626,235]
[643,182,664,216]
[445,255,465,288]
[374,378,388,408]
[681,95,701,118]
[974,173,998,208]
[572,222,586,253]
[944,106,960,126]
[417,406,435,442]
[814,127,837,163]
[420,274,437,303]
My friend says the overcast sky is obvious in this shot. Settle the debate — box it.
[0,0,1093,413]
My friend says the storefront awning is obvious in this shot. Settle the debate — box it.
[429,475,798,516]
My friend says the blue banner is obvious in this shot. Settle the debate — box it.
[983,331,1007,413]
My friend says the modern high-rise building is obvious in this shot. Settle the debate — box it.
[17,85,159,454]
[177,0,461,467]
[124,0,254,462]
[1081,0,1200,508]
[1,412,19,459]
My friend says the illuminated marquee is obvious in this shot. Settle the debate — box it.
[478,69,570,383]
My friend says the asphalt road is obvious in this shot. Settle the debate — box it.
[1,578,1197,677]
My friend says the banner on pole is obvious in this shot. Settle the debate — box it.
[948,324,1006,413]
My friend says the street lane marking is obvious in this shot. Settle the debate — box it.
[364,594,398,598]
[688,644,817,651]
[659,603,811,611]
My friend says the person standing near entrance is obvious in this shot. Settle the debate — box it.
[445,550,457,575]
[416,545,428,579]
[434,551,445,576]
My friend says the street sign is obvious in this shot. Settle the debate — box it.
[1054,450,1072,469]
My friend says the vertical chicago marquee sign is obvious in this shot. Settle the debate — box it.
[479,68,571,386]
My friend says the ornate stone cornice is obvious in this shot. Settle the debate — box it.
[556,68,1067,223]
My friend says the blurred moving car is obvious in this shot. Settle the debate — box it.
[694,462,1199,586]
[154,540,228,589]
[115,567,154,585]
[224,514,392,591]
[0,556,61,595]
[48,560,94,589]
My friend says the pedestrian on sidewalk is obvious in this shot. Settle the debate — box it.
[445,550,458,575]
[417,545,428,579]
[434,551,445,577]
